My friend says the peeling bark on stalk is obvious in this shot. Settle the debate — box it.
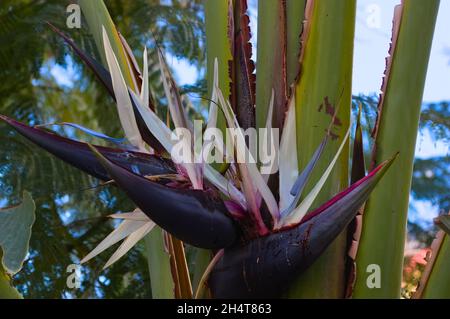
[414,216,450,299]
[230,0,256,130]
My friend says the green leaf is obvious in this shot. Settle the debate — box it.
[204,0,231,135]
[414,227,450,299]
[194,249,224,299]
[0,254,22,299]
[255,0,287,130]
[421,236,450,298]
[287,0,356,298]
[78,0,136,91]
[0,191,35,275]
[286,0,306,86]
[144,229,174,299]
[435,215,450,235]
[192,248,212,296]
[353,0,440,298]
[0,191,34,299]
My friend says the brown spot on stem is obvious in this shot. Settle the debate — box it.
[327,130,340,141]
[318,97,342,126]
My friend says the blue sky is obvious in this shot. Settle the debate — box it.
[351,0,449,161]
[244,0,450,102]
[354,0,450,102]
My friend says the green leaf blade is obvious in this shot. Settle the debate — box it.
[421,234,450,298]
[353,0,440,298]
[78,0,136,91]
[286,0,306,86]
[144,229,175,299]
[255,0,287,130]
[204,0,232,134]
[287,0,356,298]
[0,191,36,275]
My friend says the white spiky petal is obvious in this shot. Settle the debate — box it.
[81,209,155,269]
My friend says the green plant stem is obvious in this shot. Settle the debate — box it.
[286,0,306,87]
[353,0,440,298]
[255,0,287,130]
[420,234,450,298]
[287,0,356,298]
[204,0,231,133]
[144,229,174,299]
[0,250,22,299]
[0,273,22,299]
[78,0,135,91]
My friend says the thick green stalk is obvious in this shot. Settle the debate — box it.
[286,0,306,87]
[353,0,440,298]
[78,0,135,91]
[0,272,21,299]
[192,249,211,298]
[287,0,355,298]
[255,0,287,130]
[144,229,174,299]
[420,234,450,298]
[204,0,232,132]
[0,251,22,299]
